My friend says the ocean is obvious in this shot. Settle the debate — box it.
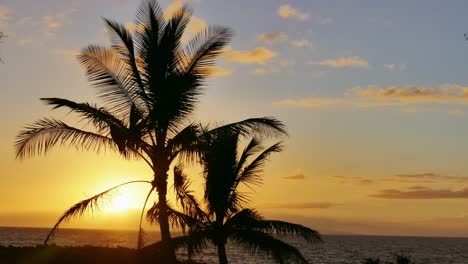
[0,227,467,264]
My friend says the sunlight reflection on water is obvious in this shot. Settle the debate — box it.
[0,227,467,264]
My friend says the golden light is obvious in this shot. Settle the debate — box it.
[107,192,132,213]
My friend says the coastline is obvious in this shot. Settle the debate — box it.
[0,245,203,264]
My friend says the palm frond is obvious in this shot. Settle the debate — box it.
[173,165,207,220]
[231,230,308,264]
[160,4,192,74]
[40,98,125,131]
[184,25,233,76]
[205,117,287,140]
[146,202,199,232]
[167,123,200,163]
[254,220,321,243]
[224,208,262,228]
[137,186,155,249]
[78,45,144,115]
[104,18,148,104]
[234,137,263,177]
[15,118,119,159]
[44,180,151,245]
[236,141,283,187]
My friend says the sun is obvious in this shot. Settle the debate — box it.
[107,193,131,212]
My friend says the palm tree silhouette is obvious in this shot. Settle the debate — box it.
[155,129,321,264]
[15,0,285,262]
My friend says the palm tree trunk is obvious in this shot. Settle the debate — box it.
[217,243,228,264]
[156,173,177,263]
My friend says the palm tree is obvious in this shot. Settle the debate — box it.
[157,130,321,264]
[15,0,286,262]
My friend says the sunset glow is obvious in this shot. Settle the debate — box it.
[0,0,468,239]
[107,193,132,213]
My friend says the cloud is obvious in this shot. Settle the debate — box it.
[123,22,146,33]
[290,39,312,48]
[41,8,77,37]
[223,46,277,65]
[262,202,338,209]
[408,186,430,190]
[394,173,468,182]
[275,83,468,111]
[384,64,396,71]
[371,187,468,199]
[402,107,465,115]
[277,4,310,21]
[332,176,375,185]
[251,68,270,76]
[352,84,468,104]
[308,56,369,68]
[257,32,287,44]
[186,16,206,35]
[283,168,305,180]
[206,66,233,77]
[16,38,32,46]
[250,58,294,76]
[0,5,10,28]
[43,16,61,29]
[385,63,407,72]
[163,0,185,19]
[331,173,468,186]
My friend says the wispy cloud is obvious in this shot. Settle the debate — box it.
[308,56,370,68]
[43,16,61,29]
[402,107,465,115]
[384,63,407,72]
[352,84,468,104]
[16,38,32,46]
[278,4,310,21]
[283,168,305,180]
[250,58,295,76]
[332,176,375,185]
[223,46,277,65]
[206,66,233,77]
[257,32,287,45]
[290,39,312,48]
[0,5,10,28]
[123,22,146,33]
[274,84,468,112]
[331,173,468,186]
[42,8,77,37]
[371,187,468,199]
[261,202,338,209]
[163,0,185,19]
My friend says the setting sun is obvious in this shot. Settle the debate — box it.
[107,193,131,213]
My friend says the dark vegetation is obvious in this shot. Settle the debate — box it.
[361,254,414,264]
[0,245,209,264]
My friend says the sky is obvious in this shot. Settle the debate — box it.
[0,0,467,237]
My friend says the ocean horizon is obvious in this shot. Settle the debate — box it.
[1,226,467,263]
